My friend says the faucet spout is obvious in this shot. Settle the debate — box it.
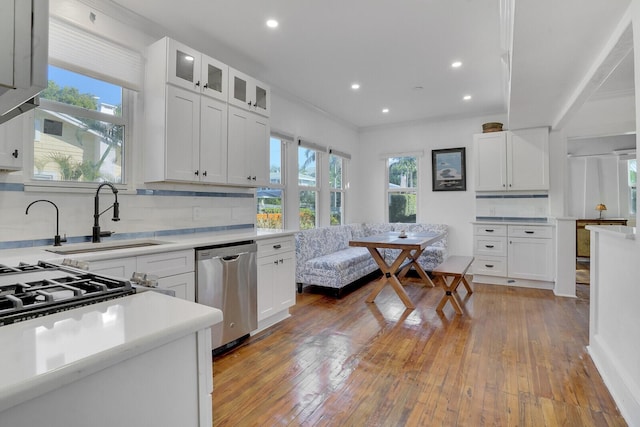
[93,182,120,243]
[26,199,66,246]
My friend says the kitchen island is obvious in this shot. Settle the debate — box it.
[0,291,222,427]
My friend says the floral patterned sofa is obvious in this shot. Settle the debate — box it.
[295,223,448,296]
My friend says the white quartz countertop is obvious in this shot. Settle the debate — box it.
[0,291,223,413]
[472,219,556,226]
[586,224,636,240]
[0,228,297,265]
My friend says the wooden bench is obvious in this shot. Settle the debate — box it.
[431,256,474,315]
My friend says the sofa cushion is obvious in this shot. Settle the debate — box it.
[299,247,379,289]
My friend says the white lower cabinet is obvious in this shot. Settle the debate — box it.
[256,236,295,331]
[472,223,555,289]
[86,249,196,302]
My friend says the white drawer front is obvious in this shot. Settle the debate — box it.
[473,256,507,277]
[137,249,195,277]
[474,236,507,256]
[258,236,294,258]
[508,225,553,239]
[474,224,507,237]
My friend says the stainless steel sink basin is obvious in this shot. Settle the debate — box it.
[46,239,169,255]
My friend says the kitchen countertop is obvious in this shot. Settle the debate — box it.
[0,291,222,413]
[0,228,297,265]
[472,218,556,226]
[586,224,636,240]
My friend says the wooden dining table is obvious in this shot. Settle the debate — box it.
[349,231,444,309]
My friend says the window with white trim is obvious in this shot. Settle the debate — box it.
[257,135,287,229]
[329,150,348,225]
[298,142,320,230]
[386,155,418,223]
[31,18,141,185]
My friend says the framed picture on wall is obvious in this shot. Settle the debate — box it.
[432,147,466,191]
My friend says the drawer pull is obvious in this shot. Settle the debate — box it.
[525,231,534,234]
[273,244,282,249]
[485,229,494,232]
[485,264,494,268]
[485,245,494,248]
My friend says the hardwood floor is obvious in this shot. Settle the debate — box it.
[212,278,626,426]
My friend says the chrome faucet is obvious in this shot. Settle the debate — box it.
[26,199,66,246]
[93,182,120,243]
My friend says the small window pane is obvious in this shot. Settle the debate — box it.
[234,76,247,102]
[298,147,317,187]
[175,50,195,84]
[300,190,316,229]
[388,156,417,189]
[42,66,122,116]
[206,64,222,92]
[257,188,283,230]
[34,109,123,183]
[270,137,282,184]
[388,192,416,223]
[329,155,343,189]
[330,191,343,225]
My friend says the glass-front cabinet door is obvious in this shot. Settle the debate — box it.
[229,67,271,117]
[201,54,228,102]
[167,39,202,92]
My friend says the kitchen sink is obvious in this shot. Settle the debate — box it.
[46,239,170,255]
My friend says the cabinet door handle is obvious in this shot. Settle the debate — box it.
[485,245,494,248]
[525,230,534,234]
[485,229,494,232]
[12,149,18,158]
[273,244,282,249]
[485,264,494,268]
[202,171,207,177]
[203,82,208,89]
[194,170,199,176]
[252,176,257,181]
[195,81,200,87]
[273,260,279,265]
[279,259,284,264]
[247,176,252,180]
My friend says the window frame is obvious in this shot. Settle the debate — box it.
[256,134,287,230]
[329,152,347,225]
[298,143,322,229]
[385,154,419,223]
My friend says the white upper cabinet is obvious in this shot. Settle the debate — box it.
[227,105,269,186]
[144,37,228,184]
[229,67,271,117]
[166,38,228,102]
[474,127,549,191]
[0,113,25,171]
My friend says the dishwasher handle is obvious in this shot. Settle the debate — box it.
[208,251,252,262]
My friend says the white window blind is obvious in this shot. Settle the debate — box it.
[48,18,143,90]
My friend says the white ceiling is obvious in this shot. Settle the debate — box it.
[110,0,632,130]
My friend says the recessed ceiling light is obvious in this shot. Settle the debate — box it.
[382,108,389,113]
[463,95,472,101]
[451,61,462,68]
[266,19,279,28]
[351,83,360,90]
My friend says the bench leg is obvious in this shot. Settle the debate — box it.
[435,275,464,315]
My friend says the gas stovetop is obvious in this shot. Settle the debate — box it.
[0,261,135,326]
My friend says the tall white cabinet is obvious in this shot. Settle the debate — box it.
[143,37,269,187]
[474,127,549,191]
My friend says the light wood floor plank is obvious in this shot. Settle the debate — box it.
[212,280,627,426]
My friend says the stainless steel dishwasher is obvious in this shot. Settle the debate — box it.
[196,241,257,353]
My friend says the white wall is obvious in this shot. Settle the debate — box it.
[0,0,360,246]
[355,114,507,257]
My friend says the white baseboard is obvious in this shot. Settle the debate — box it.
[588,335,640,426]
[472,274,554,290]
